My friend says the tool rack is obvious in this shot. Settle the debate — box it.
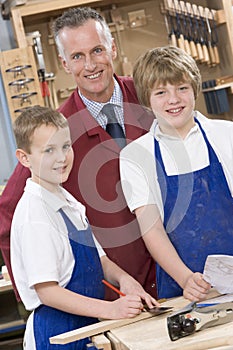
[0,46,44,122]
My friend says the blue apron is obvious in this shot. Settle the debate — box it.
[154,119,233,299]
[33,209,104,349]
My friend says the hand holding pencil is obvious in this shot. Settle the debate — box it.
[102,278,160,311]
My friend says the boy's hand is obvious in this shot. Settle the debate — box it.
[183,272,211,302]
[108,295,143,319]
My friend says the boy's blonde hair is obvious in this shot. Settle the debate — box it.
[133,46,201,108]
[14,105,68,153]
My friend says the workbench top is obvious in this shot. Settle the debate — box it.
[50,289,233,349]
[110,295,233,350]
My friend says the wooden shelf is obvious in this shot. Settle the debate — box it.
[202,82,233,93]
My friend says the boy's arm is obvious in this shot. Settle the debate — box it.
[135,204,211,301]
[0,162,30,300]
[35,281,143,320]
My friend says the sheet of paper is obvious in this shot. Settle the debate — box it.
[197,293,233,306]
[203,255,233,294]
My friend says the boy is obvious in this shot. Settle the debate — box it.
[120,46,233,301]
[11,105,158,350]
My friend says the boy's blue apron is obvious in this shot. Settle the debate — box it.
[33,209,104,349]
[154,118,233,299]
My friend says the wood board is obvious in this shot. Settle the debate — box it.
[49,311,156,345]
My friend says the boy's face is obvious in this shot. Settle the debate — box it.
[23,124,74,192]
[149,81,195,138]
[59,19,117,103]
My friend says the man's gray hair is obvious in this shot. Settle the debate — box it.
[52,7,113,58]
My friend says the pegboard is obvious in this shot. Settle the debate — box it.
[0,46,44,123]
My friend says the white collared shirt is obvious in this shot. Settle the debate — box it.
[79,77,125,132]
[11,179,105,311]
[120,111,233,219]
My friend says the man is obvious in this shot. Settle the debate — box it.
[0,7,156,301]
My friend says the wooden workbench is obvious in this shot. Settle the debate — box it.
[109,296,233,350]
[50,290,233,349]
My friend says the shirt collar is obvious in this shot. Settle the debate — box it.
[24,178,84,213]
[152,118,199,141]
[78,77,123,119]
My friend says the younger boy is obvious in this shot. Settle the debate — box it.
[11,105,158,350]
[120,46,233,301]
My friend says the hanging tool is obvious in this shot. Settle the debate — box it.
[167,5,178,47]
[33,32,51,107]
[27,31,54,108]
[197,5,210,64]
[173,0,185,51]
[204,7,216,67]
[184,2,198,59]
[210,9,220,65]
[191,4,204,62]
[178,1,191,56]
[167,301,233,341]
[160,2,177,47]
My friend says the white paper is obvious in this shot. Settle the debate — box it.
[203,255,233,294]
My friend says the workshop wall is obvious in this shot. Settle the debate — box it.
[0,0,233,185]
[18,0,233,120]
[23,0,212,113]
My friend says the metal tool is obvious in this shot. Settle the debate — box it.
[161,2,177,48]
[11,91,37,106]
[210,9,220,65]
[204,7,216,67]
[192,4,204,62]
[8,77,34,92]
[184,2,197,59]
[5,65,32,79]
[173,0,184,51]
[144,305,173,315]
[178,1,191,56]
[197,5,210,64]
[167,301,233,341]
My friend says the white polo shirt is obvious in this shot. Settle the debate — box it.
[120,111,233,219]
[11,179,105,311]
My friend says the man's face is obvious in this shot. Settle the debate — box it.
[59,19,117,103]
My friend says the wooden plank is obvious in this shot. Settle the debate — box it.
[12,0,103,17]
[106,332,123,350]
[92,334,112,350]
[49,312,155,345]
[11,8,27,48]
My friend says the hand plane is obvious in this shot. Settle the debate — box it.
[167,301,233,341]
